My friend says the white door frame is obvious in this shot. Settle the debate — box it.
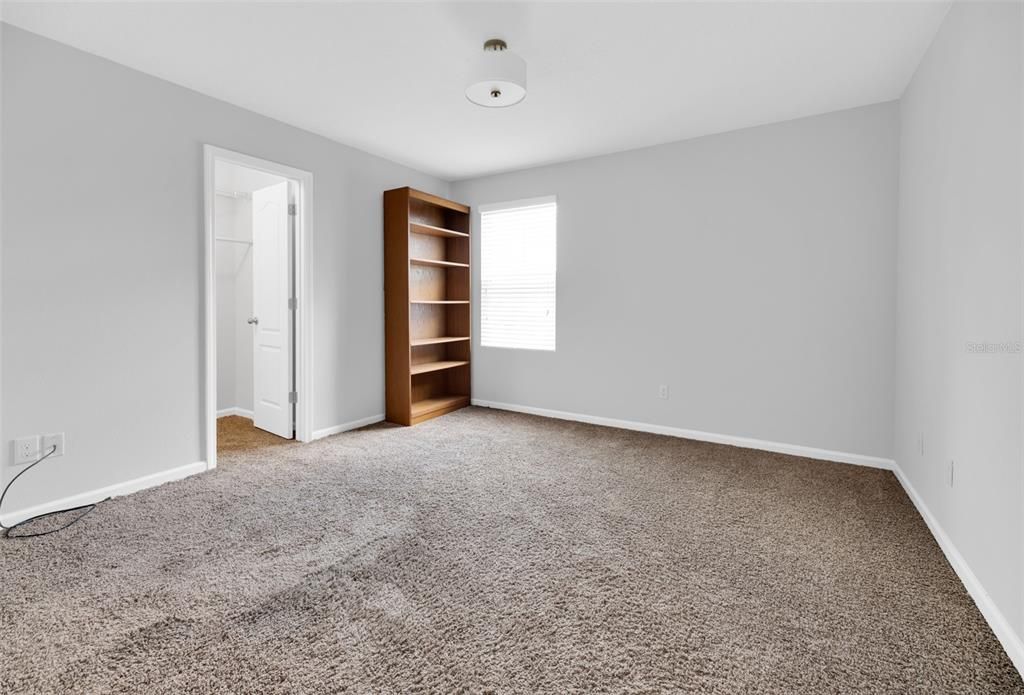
[203,145,315,469]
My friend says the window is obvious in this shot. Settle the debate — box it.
[479,196,557,350]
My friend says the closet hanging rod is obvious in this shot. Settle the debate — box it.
[216,189,252,200]
[215,236,252,245]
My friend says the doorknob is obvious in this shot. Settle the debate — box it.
[247,316,259,325]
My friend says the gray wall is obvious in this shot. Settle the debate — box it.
[896,1,1023,642]
[453,102,899,459]
[1,25,448,509]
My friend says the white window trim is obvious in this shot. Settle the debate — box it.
[478,195,558,214]
[478,194,558,352]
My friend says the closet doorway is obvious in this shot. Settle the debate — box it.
[203,146,314,468]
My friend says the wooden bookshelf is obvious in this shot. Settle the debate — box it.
[384,187,471,426]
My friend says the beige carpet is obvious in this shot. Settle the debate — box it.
[217,414,295,454]
[1,407,1020,693]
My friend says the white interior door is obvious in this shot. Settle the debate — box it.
[251,181,293,438]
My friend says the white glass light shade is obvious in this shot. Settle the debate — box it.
[465,44,527,108]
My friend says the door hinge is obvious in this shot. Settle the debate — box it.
[288,297,297,311]
[288,203,297,216]
[289,391,297,404]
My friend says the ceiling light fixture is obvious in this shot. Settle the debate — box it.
[466,38,527,108]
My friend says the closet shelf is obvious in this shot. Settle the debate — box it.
[410,360,469,375]
[410,222,469,239]
[411,336,470,347]
[410,257,469,269]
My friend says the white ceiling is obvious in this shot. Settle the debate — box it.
[3,1,950,181]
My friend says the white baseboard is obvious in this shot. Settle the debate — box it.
[892,463,1024,677]
[0,460,207,527]
[217,407,253,419]
[312,414,385,440]
[471,399,894,469]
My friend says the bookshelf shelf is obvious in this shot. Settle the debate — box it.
[410,360,470,376]
[410,222,469,239]
[411,336,470,346]
[410,300,469,305]
[410,257,470,269]
[410,395,470,421]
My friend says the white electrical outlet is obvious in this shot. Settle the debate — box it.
[13,436,40,465]
[41,433,65,458]
[658,384,669,400]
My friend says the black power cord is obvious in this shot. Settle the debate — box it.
[0,445,102,538]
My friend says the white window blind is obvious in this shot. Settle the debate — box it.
[480,197,557,350]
